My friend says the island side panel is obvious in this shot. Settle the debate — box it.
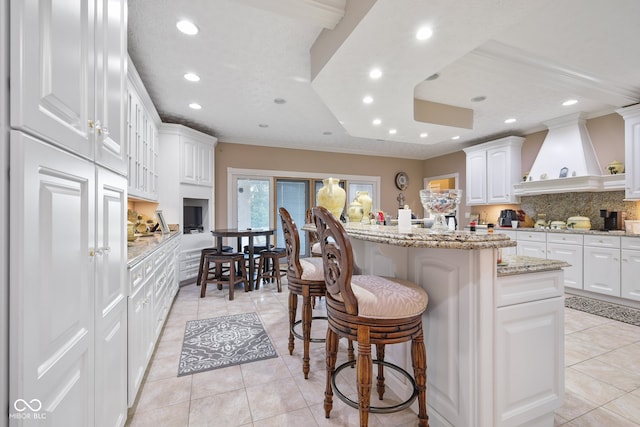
[350,238,498,427]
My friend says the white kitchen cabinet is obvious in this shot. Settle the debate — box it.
[126,235,180,407]
[181,136,214,186]
[546,233,584,290]
[515,230,546,258]
[127,58,160,200]
[463,136,523,205]
[10,132,127,426]
[10,0,127,175]
[583,235,621,297]
[497,229,517,257]
[621,237,640,301]
[617,104,640,200]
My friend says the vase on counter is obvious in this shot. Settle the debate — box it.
[355,191,372,220]
[347,199,364,223]
[317,177,346,219]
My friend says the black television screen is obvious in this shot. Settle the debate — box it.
[183,206,203,233]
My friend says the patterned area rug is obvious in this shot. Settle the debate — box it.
[565,295,640,326]
[178,312,278,376]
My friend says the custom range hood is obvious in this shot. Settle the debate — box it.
[513,113,624,196]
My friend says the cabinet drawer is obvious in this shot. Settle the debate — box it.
[584,235,621,248]
[496,270,564,307]
[621,236,640,250]
[546,233,583,245]
[515,230,546,242]
[180,248,203,262]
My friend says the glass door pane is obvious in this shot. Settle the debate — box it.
[237,178,271,247]
[276,179,309,255]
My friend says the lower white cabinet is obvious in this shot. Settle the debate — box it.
[546,233,584,290]
[516,230,546,258]
[621,237,640,301]
[583,235,621,297]
[127,235,180,407]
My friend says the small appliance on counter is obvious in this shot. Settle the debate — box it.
[600,209,619,231]
[498,209,518,227]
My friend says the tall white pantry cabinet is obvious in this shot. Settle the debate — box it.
[8,1,128,426]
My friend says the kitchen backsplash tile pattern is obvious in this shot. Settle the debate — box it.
[520,191,639,230]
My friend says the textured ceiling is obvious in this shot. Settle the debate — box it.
[127,0,640,160]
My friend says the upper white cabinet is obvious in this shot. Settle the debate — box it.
[180,135,215,186]
[617,104,640,200]
[10,0,127,175]
[127,57,161,200]
[463,136,523,205]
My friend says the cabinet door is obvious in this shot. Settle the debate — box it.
[10,131,95,424]
[621,249,640,301]
[496,297,564,426]
[94,0,127,175]
[11,0,95,158]
[95,167,127,427]
[516,240,546,258]
[199,142,214,186]
[486,147,512,203]
[547,243,583,289]
[180,138,199,184]
[127,87,141,194]
[620,106,640,200]
[127,276,152,407]
[466,150,486,205]
[584,246,621,296]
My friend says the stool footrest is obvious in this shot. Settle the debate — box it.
[331,359,418,414]
[291,317,327,343]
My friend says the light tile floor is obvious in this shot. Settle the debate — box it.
[126,281,640,427]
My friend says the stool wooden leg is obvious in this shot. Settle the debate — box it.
[357,326,372,427]
[302,291,312,379]
[348,339,355,362]
[376,344,386,400]
[412,331,429,427]
[324,328,339,418]
[200,258,209,298]
[239,260,249,293]
[274,257,282,292]
[196,251,205,286]
[255,256,264,290]
[288,292,297,355]
[228,260,235,301]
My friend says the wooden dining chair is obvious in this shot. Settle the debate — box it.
[312,206,429,427]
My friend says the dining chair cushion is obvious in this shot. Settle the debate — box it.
[299,257,325,281]
[311,242,322,255]
[334,275,428,319]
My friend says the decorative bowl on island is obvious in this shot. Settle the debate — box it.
[419,189,462,233]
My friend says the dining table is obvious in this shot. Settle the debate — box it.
[210,228,276,291]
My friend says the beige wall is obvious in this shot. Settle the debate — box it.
[215,143,423,227]
[215,113,625,228]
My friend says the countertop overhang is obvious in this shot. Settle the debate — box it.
[302,223,516,250]
[497,255,569,277]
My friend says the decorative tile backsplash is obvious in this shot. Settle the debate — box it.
[520,191,639,229]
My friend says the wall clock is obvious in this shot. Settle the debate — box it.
[395,172,409,190]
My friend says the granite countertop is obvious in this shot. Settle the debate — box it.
[127,231,181,266]
[302,223,516,250]
[495,226,640,237]
[497,255,569,277]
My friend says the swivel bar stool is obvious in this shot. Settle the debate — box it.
[313,206,429,427]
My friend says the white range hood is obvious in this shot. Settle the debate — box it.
[514,113,624,196]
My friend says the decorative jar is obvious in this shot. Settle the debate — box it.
[317,177,346,219]
[419,189,462,233]
[347,199,364,223]
[355,191,372,220]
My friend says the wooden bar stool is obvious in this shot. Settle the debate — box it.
[199,252,248,300]
[313,206,429,427]
[196,246,233,286]
[255,248,287,292]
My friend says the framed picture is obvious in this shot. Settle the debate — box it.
[156,210,170,234]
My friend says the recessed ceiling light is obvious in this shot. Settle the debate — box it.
[189,103,202,110]
[274,98,286,104]
[323,131,332,136]
[372,118,381,126]
[258,124,269,128]
[451,135,460,140]
[362,96,373,104]
[416,26,433,41]
[504,118,516,124]
[389,129,397,135]
[424,73,439,81]
[369,68,382,79]
[184,73,200,82]
[471,96,486,102]
[420,133,428,138]
[562,99,578,106]
[176,20,198,35]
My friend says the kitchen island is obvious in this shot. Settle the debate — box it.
[305,223,566,427]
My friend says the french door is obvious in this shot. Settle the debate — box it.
[276,179,311,257]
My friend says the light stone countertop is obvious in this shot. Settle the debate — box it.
[302,223,517,250]
[127,230,181,266]
[497,255,569,277]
